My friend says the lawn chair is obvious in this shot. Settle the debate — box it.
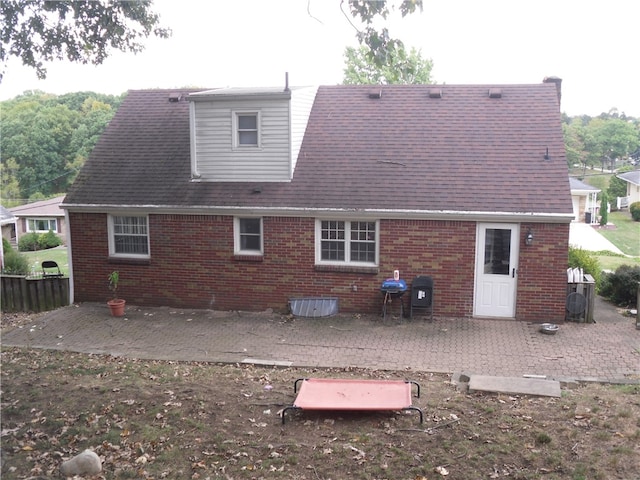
[42,260,63,278]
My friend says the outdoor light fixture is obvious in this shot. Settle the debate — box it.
[525,229,534,246]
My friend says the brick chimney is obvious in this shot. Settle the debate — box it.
[543,76,562,106]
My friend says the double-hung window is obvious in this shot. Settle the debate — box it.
[234,111,260,147]
[27,218,57,233]
[234,217,263,255]
[108,215,150,258]
[316,220,378,266]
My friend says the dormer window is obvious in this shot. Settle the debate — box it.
[234,111,260,147]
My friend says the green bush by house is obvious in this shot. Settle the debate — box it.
[599,265,640,307]
[18,230,62,251]
[630,201,640,221]
[568,246,601,287]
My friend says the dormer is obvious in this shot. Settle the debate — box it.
[188,85,318,182]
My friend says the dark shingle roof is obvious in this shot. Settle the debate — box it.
[64,84,572,218]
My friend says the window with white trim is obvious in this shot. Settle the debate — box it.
[316,220,378,265]
[108,215,150,258]
[233,111,260,147]
[234,217,263,255]
[27,218,57,233]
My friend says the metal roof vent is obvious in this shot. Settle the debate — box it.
[488,88,502,99]
[368,89,382,99]
[429,88,443,98]
[168,93,181,102]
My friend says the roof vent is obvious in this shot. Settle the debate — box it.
[429,88,443,98]
[168,93,181,102]
[368,89,382,99]
[488,88,502,99]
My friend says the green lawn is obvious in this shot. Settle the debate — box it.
[21,247,69,276]
[599,211,640,256]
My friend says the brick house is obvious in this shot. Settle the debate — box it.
[62,78,573,322]
[9,195,67,245]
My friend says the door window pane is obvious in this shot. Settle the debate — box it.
[483,228,511,275]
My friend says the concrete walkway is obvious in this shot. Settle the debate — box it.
[2,296,639,384]
[569,222,624,254]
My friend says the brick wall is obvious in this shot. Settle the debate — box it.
[69,213,568,321]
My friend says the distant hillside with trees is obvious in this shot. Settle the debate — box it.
[0,90,123,207]
[563,109,640,173]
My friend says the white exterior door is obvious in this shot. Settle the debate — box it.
[474,223,519,318]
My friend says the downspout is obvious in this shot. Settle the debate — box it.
[64,208,74,304]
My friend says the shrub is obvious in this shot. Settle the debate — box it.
[18,232,40,251]
[630,202,640,221]
[2,248,30,275]
[2,237,12,253]
[568,246,601,287]
[38,230,62,249]
[599,265,640,307]
[599,191,609,226]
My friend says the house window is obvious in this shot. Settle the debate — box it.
[109,215,149,258]
[234,217,263,255]
[234,111,260,147]
[27,218,57,233]
[317,220,378,265]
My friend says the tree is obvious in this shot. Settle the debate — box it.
[343,0,423,68]
[343,45,433,85]
[599,190,609,226]
[1,91,119,201]
[0,0,171,81]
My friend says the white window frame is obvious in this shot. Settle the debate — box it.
[315,219,379,266]
[26,217,58,233]
[108,214,150,259]
[232,110,261,148]
[234,217,263,255]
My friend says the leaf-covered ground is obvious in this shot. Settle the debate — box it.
[1,314,639,480]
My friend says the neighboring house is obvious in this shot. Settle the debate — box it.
[9,195,67,246]
[1,205,18,247]
[615,169,640,208]
[62,78,573,322]
[569,177,600,224]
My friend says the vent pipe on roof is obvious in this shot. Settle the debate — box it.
[284,72,290,93]
[543,76,562,105]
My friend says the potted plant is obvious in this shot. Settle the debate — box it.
[107,271,126,317]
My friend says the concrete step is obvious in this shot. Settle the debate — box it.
[468,375,561,397]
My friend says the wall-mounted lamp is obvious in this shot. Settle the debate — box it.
[525,228,534,246]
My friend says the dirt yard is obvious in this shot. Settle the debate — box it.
[1,312,639,480]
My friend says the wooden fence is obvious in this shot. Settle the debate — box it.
[0,274,70,313]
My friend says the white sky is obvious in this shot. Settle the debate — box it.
[1,0,638,117]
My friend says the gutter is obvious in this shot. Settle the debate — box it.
[60,203,574,224]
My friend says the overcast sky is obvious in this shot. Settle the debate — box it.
[1,0,638,117]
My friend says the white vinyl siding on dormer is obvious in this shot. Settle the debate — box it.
[189,86,318,183]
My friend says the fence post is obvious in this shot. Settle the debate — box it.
[636,282,640,330]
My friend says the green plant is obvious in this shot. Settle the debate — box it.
[18,232,40,251]
[108,271,120,299]
[598,265,640,307]
[568,246,601,286]
[2,248,30,274]
[630,201,640,221]
[38,230,62,249]
[599,191,609,226]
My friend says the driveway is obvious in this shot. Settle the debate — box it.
[569,222,624,254]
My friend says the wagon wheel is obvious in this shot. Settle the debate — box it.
[566,292,586,319]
